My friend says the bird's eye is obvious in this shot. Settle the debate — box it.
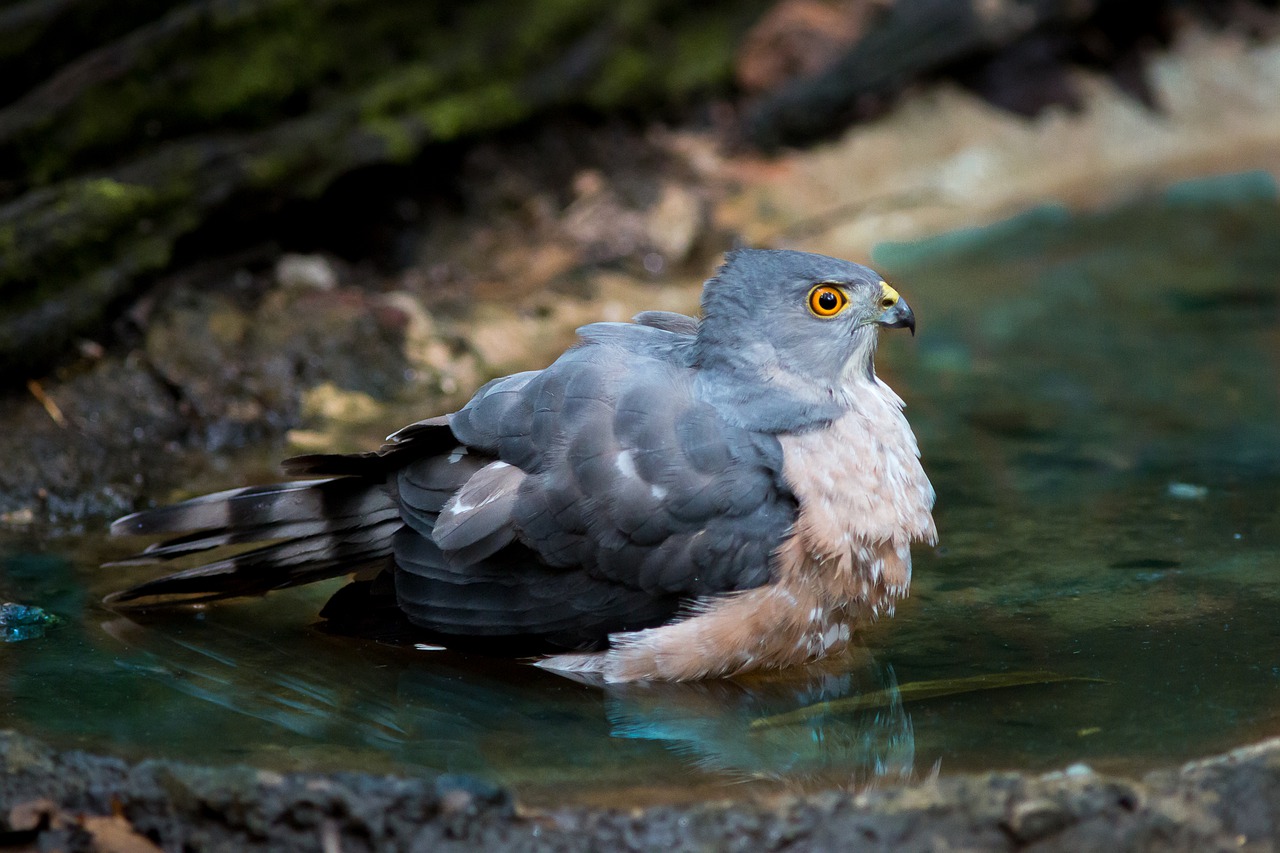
[808,285,848,317]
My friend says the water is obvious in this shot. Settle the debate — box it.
[2,176,1278,807]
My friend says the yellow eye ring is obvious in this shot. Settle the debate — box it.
[807,285,848,317]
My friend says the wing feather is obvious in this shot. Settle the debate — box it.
[387,321,797,651]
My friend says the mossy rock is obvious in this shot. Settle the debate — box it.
[0,0,770,381]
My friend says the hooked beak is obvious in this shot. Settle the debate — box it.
[875,281,915,336]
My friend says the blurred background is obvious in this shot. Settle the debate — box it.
[1,0,1277,522]
[1,0,1279,812]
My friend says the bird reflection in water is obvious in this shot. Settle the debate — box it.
[97,611,918,795]
[602,655,917,789]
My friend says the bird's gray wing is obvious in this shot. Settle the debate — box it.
[632,310,699,335]
[390,323,798,651]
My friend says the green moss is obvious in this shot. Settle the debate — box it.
[361,66,445,123]
[60,178,179,259]
[10,0,766,188]
[123,231,178,272]
[37,178,161,270]
[504,0,612,54]
[186,31,323,119]
[0,226,16,267]
[0,0,779,377]
[585,6,754,108]
[10,3,417,185]
[245,144,299,188]
[419,83,529,140]
[1,175,186,300]
[16,74,143,186]
[586,47,653,109]
[662,13,740,95]
[608,0,665,30]
[364,116,420,164]
[77,177,157,214]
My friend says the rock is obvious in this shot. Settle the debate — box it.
[0,1,772,380]
[1005,797,1071,843]
[736,0,879,95]
[2,728,1278,851]
[275,254,339,292]
[0,604,57,643]
[644,183,706,265]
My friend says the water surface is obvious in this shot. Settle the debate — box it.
[3,176,1278,807]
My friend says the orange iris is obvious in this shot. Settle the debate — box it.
[807,285,848,317]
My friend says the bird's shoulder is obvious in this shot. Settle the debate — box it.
[447,317,698,461]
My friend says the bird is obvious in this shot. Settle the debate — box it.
[107,248,936,683]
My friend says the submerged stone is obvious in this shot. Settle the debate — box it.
[0,603,56,643]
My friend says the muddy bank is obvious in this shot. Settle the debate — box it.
[0,729,1276,851]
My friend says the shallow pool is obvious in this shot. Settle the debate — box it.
[3,176,1278,807]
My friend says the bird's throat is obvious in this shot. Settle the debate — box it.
[843,326,880,385]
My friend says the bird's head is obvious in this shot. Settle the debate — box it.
[695,249,914,386]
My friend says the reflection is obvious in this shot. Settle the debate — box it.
[749,669,1107,731]
[97,612,589,780]
[603,656,917,787]
[98,610,922,793]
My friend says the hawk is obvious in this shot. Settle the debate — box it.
[109,249,936,682]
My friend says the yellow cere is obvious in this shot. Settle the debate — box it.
[879,281,901,310]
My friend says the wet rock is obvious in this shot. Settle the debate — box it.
[131,279,409,458]
[275,254,339,292]
[427,123,723,294]
[1149,739,1280,849]
[0,121,720,524]
[6,796,57,832]
[0,257,427,521]
[143,281,411,450]
[1005,797,1071,842]
[560,169,657,265]
[0,731,517,852]
[0,356,192,521]
[558,175,709,271]
[0,603,56,643]
[2,729,1277,851]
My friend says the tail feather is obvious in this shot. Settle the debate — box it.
[107,475,402,607]
[105,417,460,609]
[106,517,403,605]
[109,478,399,538]
[109,508,402,565]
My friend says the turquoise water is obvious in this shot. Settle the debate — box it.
[2,178,1278,806]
